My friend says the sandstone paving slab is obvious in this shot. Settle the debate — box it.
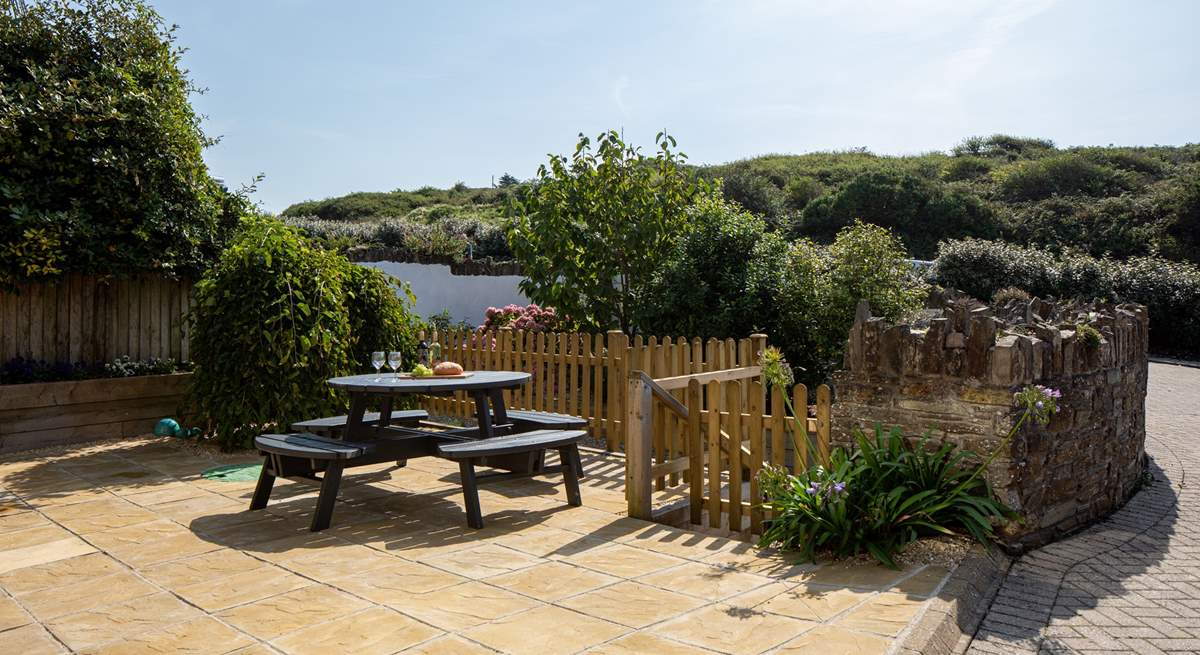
[461,604,629,655]
[0,508,48,534]
[416,542,547,579]
[396,634,497,654]
[0,623,64,654]
[637,561,774,601]
[20,570,159,620]
[138,548,268,589]
[832,591,924,637]
[83,616,256,655]
[568,542,689,578]
[271,606,442,655]
[385,581,539,631]
[773,624,892,654]
[487,560,620,602]
[650,603,817,655]
[171,566,310,613]
[331,559,467,602]
[0,552,122,596]
[557,580,707,628]
[0,593,32,631]
[216,584,372,640]
[39,497,160,534]
[758,583,877,622]
[583,631,722,653]
[0,536,97,575]
[43,592,203,651]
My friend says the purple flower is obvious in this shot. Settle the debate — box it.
[805,483,820,496]
[832,482,846,494]
[1035,400,1044,409]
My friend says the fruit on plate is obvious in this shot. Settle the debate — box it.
[410,364,433,377]
[433,361,464,376]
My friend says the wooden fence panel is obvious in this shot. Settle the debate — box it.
[0,274,193,364]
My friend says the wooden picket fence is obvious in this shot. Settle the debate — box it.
[0,274,193,364]
[415,329,767,450]
[626,366,832,539]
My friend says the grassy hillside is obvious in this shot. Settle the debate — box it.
[280,136,1200,264]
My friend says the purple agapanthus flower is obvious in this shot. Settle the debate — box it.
[832,482,846,494]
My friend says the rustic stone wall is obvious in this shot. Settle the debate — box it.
[832,294,1149,552]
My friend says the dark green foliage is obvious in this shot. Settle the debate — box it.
[783,177,824,211]
[0,0,249,285]
[507,131,713,333]
[953,135,1056,160]
[284,214,511,261]
[759,425,1010,568]
[636,197,785,338]
[186,217,353,450]
[997,155,1138,201]
[343,265,419,370]
[0,355,188,385]
[932,238,1200,356]
[942,156,994,181]
[1161,167,1200,261]
[794,170,1001,258]
[1001,195,1168,260]
[718,170,786,223]
[282,187,508,221]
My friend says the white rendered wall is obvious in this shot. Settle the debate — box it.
[357,261,529,327]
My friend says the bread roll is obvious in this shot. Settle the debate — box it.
[433,361,464,376]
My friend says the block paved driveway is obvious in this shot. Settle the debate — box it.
[969,361,1200,654]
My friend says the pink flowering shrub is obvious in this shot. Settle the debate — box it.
[480,303,566,333]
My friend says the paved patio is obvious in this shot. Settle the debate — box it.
[0,437,948,654]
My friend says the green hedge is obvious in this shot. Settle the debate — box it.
[932,239,1200,356]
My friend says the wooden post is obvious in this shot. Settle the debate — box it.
[793,383,809,474]
[706,379,722,529]
[725,381,743,534]
[748,379,765,536]
[816,384,832,465]
[687,379,703,526]
[626,373,654,520]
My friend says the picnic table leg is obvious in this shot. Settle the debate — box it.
[471,390,494,439]
[311,460,344,532]
[343,393,369,441]
[458,459,484,529]
[249,456,276,510]
[558,446,583,507]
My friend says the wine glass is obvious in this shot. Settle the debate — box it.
[370,351,385,380]
[387,351,402,379]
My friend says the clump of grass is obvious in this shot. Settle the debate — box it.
[991,286,1031,306]
[1075,323,1102,348]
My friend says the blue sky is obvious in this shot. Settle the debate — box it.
[154,0,1199,213]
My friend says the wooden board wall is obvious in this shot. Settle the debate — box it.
[0,274,193,364]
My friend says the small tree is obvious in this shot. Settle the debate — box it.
[0,0,248,284]
[507,131,713,333]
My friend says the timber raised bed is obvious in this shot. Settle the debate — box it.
[0,373,190,454]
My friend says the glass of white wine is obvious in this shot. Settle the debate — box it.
[387,351,403,379]
[370,351,385,381]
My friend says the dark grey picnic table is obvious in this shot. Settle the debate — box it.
[325,370,532,463]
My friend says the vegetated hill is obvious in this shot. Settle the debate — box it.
[280,136,1200,264]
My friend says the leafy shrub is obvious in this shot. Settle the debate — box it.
[759,425,1010,568]
[0,0,248,285]
[991,287,1031,306]
[1161,167,1200,262]
[932,239,1200,356]
[636,197,786,339]
[952,135,1056,160]
[284,215,511,261]
[0,356,189,385]
[282,187,508,221]
[794,170,1000,258]
[480,304,566,332]
[773,222,927,384]
[1001,195,1167,259]
[344,264,420,370]
[783,177,824,211]
[759,382,1057,567]
[187,217,355,450]
[718,170,786,222]
[1075,323,1102,349]
[996,155,1136,201]
[942,156,994,181]
[508,131,712,333]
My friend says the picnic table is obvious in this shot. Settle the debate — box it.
[250,369,589,530]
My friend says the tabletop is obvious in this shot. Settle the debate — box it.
[327,370,531,394]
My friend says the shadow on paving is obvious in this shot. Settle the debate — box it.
[965,452,1179,652]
